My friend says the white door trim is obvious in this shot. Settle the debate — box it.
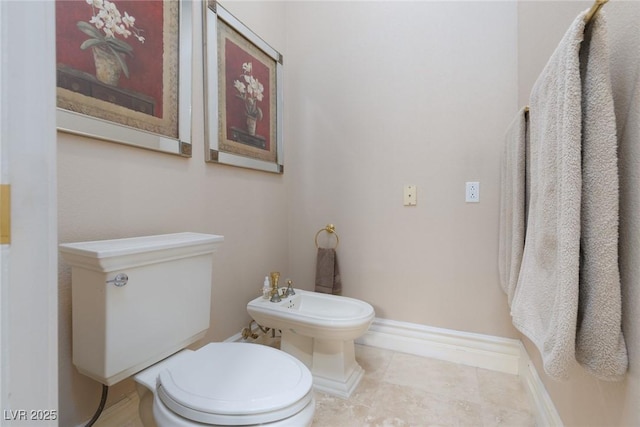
[0,1,58,425]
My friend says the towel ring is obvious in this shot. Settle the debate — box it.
[315,224,339,249]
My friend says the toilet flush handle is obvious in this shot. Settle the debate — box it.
[106,273,128,287]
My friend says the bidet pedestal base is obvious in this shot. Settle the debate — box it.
[281,330,364,399]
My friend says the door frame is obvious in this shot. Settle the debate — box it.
[0,1,58,424]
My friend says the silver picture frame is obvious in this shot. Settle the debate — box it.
[203,0,284,173]
[56,0,193,157]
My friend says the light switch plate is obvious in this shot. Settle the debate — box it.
[404,185,417,206]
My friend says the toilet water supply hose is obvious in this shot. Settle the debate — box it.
[85,384,108,427]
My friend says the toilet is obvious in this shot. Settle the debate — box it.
[59,232,315,427]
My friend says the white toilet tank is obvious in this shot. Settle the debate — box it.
[59,232,224,386]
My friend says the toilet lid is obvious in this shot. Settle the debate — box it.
[158,342,313,425]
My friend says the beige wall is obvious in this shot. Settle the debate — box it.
[285,1,520,337]
[518,2,640,425]
[57,2,287,425]
[60,2,521,423]
[60,1,522,424]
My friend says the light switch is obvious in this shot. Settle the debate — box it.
[404,185,417,206]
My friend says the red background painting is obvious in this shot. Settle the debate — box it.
[56,0,165,118]
[225,38,272,151]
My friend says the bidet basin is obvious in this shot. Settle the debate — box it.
[247,289,374,340]
[247,290,375,399]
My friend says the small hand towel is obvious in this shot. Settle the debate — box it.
[511,11,587,381]
[576,13,627,381]
[498,107,528,307]
[315,248,342,295]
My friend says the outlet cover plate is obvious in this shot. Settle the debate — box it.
[466,181,479,202]
[404,185,417,206]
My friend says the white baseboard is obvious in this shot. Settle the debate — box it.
[225,331,244,342]
[225,331,279,346]
[355,317,563,426]
[517,342,564,427]
[356,318,522,374]
[75,390,140,427]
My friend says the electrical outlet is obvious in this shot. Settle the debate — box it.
[465,182,479,202]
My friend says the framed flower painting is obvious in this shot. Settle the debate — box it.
[55,0,192,157]
[204,0,284,173]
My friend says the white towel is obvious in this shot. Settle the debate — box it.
[512,10,628,381]
[575,13,627,381]
[498,107,528,306]
[511,11,586,381]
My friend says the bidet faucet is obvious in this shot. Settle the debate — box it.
[284,279,295,296]
[269,272,281,302]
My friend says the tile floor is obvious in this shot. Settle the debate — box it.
[94,344,535,427]
[313,345,535,426]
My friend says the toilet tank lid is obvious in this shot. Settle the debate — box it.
[59,232,224,272]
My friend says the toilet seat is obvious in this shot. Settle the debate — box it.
[157,343,313,425]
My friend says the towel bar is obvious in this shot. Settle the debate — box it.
[315,224,339,249]
[585,0,608,25]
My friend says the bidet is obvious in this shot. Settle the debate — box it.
[247,290,374,398]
